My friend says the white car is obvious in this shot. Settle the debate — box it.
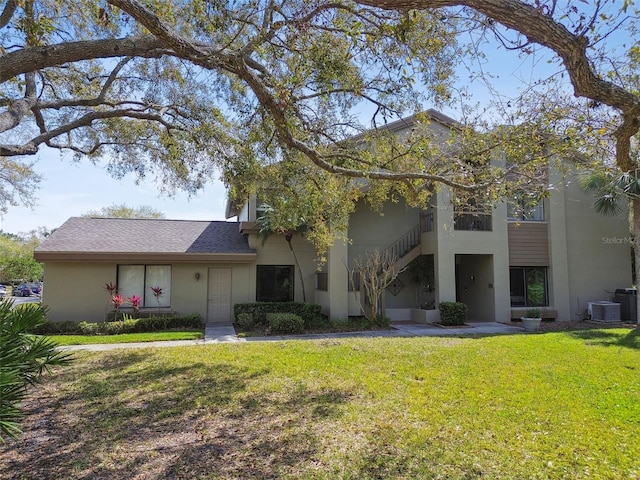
[0,285,6,299]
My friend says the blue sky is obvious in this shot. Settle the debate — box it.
[0,149,229,235]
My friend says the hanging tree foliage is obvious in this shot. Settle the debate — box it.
[1,0,639,257]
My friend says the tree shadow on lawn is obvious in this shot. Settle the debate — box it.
[1,349,354,479]
[564,328,640,350]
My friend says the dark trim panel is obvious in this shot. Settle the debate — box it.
[34,252,257,264]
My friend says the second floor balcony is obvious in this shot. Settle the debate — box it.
[454,211,492,231]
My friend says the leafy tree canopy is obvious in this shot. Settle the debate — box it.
[82,203,165,219]
[1,0,639,255]
[0,232,43,282]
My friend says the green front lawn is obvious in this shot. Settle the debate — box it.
[49,330,204,345]
[3,328,639,479]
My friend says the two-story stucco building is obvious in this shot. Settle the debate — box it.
[35,111,632,324]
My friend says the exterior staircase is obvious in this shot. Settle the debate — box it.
[383,223,423,271]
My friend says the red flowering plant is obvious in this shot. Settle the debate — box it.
[150,286,163,311]
[111,294,124,310]
[130,295,141,314]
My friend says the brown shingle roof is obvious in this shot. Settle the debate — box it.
[34,218,255,262]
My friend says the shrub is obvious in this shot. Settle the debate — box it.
[525,308,542,318]
[32,320,80,335]
[234,302,322,327]
[78,321,101,335]
[165,313,203,329]
[267,313,305,334]
[103,317,138,335]
[33,313,203,336]
[136,315,169,332]
[371,315,390,328]
[439,302,467,326]
[235,313,255,330]
[138,313,203,331]
[304,314,331,330]
[106,310,139,322]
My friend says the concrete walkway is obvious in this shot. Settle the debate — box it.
[60,321,526,352]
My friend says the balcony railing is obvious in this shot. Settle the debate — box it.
[385,224,422,260]
[454,212,492,231]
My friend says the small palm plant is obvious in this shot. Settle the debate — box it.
[150,286,163,312]
[525,308,541,319]
[0,301,72,442]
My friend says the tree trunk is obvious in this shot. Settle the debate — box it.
[285,234,306,303]
[634,198,640,328]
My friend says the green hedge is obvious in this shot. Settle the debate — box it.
[266,312,305,335]
[105,309,177,322]
[439,302,467,326]
[234,302,322,329]
[32,313,204,336]
[235,312,255,330]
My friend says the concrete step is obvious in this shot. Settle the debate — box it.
[205,323,239,342]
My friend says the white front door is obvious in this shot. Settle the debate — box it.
[207,268,232,324]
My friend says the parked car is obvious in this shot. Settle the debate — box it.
[29,282,42,295]
[0,285,6,299]
[13,284,33,297]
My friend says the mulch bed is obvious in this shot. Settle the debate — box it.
[535,319,637,332]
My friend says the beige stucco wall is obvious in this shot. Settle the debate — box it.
[41,261,256,323]
[558,177,632,319]
[170,263,253,321]
[341,192,514,322]
[347,199,424,310]
[247,232,319,304]
[40,262,116,322]
[326,234,350,319]
[432,188,511,322]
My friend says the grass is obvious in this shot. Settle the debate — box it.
[2,328,640,479]
[48,330,204,345]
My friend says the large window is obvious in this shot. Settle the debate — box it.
[257,265,294,302]
[118,265,171,308]
[510,267,548,306]
[508,195,544,221]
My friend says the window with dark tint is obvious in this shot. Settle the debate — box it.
[508,195,544,221]
[256,265,294,302]
[510,267,548,306]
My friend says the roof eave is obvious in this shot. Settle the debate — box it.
[34,252,257,264]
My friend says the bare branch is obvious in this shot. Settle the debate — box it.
[107,0,209,59]
[0,36,168,84]
[355,0,640,171]
[0,73,38,134]
[0,0,18,29]
[0,108,182,157]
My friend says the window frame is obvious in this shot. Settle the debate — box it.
[256,265,294,302]
[509,266,548,307]
[507,195,545,222]
[117,264,172,308]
